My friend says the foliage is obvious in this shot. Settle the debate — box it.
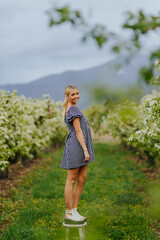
[103,98,143,144]
[127,90,160,164]
[46,4,160,84]
[0,90,67,172]
[150,58,160,86]
[86,62,160,164]
[83,104,108,135]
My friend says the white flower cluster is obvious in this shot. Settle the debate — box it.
[87,89,160,162]
[0,161,10,172]
[0,90,67,172]
[128,90,160,159]
[101,98,144,142]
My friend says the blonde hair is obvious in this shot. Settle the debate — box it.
[62,85,78,121]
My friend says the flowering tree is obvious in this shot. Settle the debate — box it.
[46,4,160,85]
[0,90,66,175]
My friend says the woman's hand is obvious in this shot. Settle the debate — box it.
[84,149,90,162]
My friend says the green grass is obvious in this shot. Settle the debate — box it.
[0,142,159,240]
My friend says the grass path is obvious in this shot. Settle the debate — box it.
[0,142,159,240]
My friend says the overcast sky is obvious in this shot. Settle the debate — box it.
[0,0,159,85]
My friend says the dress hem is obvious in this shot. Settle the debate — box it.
[60,159,95,170]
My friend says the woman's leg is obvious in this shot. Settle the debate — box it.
[73,165,87,208]
[64,167,79,210]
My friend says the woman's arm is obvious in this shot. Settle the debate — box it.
[73,118,88,153]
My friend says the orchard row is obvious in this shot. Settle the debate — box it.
[86,90,160,165]
[0,90,67,177]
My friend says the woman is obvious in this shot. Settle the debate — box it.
[60,85,95,225]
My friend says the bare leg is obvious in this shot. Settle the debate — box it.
[73,165,87,208]
[64,167,79,210]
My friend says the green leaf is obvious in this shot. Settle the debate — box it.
[49,18,54,27]
[95,35,107,48]
[75,10,81,18]
[151,49,160,59]
[111,45,121,53]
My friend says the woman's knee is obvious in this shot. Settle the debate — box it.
[78,175,87,185]
[67,175,77,185]
[66,168,79,185]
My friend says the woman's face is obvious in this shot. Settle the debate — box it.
[68,89,79,104]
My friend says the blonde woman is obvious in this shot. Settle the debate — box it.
[60,85,95,224]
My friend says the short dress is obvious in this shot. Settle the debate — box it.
[60,105,95,169]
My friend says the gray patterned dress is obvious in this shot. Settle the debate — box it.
[60,105,95,169]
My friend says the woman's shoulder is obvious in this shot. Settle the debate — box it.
[67,105,80,113]
[66,105,83,123]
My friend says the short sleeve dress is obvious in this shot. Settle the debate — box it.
[60,105,95,169]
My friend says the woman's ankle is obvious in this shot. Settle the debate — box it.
[66,208,73,211]
[73,206,77,210]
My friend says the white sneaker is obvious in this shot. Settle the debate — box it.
[64,209,86,225]
[73,208,87,222]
